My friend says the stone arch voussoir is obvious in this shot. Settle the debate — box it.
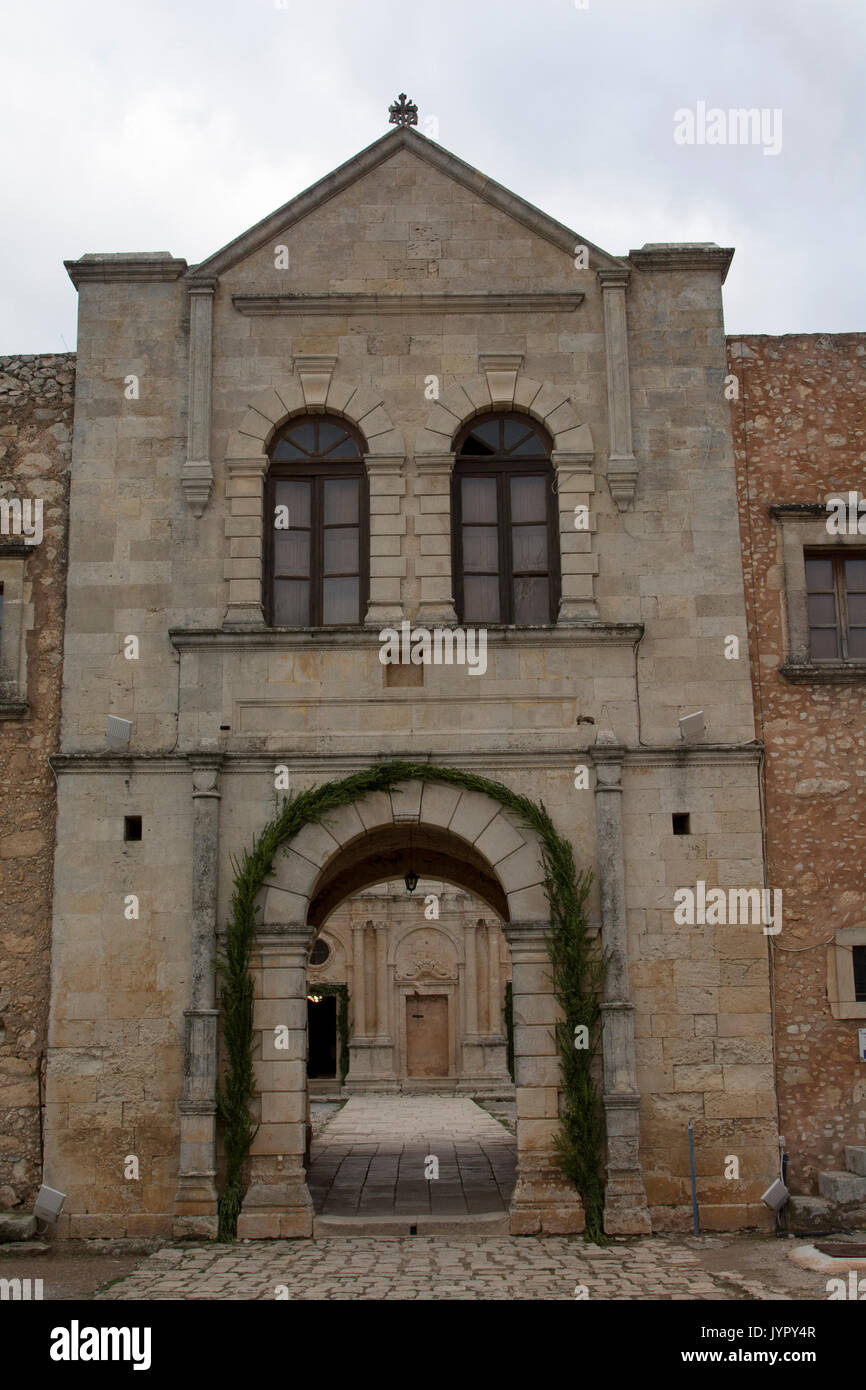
[227,378,406,465]
[415,373,594,458]
[259,778,548,927]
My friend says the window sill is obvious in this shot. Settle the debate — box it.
[780,661,866,685]
[0,697,29,720]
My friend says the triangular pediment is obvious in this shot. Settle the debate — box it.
[189,127,625,280]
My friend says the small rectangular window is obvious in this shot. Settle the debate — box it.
[805,549,866,661]
[124,816,142,841]
[854,945,866,1003]
[672,813,691,835]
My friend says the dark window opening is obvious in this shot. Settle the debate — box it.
[124,816,142,841]
[307,995,337,1078]
[672,813,691,836]
[452,412,560,626]
[805,550,866,661]
[310,938,330,966]
[853,945,866,1003]
[265,416,368,628]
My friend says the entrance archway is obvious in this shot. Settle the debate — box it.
[234,774,587,1238]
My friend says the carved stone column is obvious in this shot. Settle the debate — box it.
[591,744,652,1234]
[173,755,222,1237]
[598,269,638,510]
[502,920,585,1235]
[183,276,217,517]
[237,922,315,1239]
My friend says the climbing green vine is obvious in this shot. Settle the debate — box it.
[215,760,605,1242]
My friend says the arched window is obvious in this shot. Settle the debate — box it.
[265,416,368,626]
[452,412,559,625]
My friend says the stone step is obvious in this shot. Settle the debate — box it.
[314,1211,510,1238]
[0,1212,36,1243]
[845,1146,866,1178]
[818,1170,866,1204]
[785,1196,836,1233]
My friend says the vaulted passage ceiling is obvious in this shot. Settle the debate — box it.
[309,824,508,927]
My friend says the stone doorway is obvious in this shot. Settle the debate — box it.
[406,993,449,1078]
[235,777,589,1238]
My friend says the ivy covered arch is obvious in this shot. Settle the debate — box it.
[216,760,605,1241]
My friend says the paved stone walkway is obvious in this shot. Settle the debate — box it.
[96,1235,793,1301]
[308,1095,515,1217]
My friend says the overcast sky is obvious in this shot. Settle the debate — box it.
[3,0,864,353]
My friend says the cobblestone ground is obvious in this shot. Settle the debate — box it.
[95,1235,805,1301]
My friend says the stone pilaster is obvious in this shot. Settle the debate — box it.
[502,920,585,1235]
[552,449,599,621]
[463,920,479,1036]
[237,923,315,1239]
[598,269,638,510]
[365,456,407,626]
[591,744,652,1234]
[413,454,458,625]
[374,921,389,1040]
[223,458,266,627]
[182,276,217,517]
[173,755,222,1237]
[487,921,501,1036]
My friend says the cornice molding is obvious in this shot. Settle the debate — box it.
[628,243,735,283]
[49,742,764,775]
[64,254,188,288]
[169,621,644,653]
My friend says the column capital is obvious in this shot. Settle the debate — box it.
[414,452,455,474]
[187,274,219,296]
[597,267,631,291]
[589,747,625,790]
[256,922,316,949]
[189,754,224,798]
[501,920,551,951]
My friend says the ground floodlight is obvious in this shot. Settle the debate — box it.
[760,1178,789,1212]
[679,710,705,742]
[106,715,132,749]
[34,1185,66,1223]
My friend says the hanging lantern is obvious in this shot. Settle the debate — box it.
[404,827,419,893]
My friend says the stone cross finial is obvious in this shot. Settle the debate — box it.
[389,93,418,127]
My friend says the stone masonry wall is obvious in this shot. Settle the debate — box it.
[728,333,866,1192]
[0,353,74,1208]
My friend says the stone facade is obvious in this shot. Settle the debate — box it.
[0,353,74,1207]
[28,125,794,1237]
[728,333,866,1209]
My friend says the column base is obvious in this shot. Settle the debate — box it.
[604,1176,654,1235]
[415,602,459,626]
[237,1179,314,1240]
[602,1090,652,1233]
[509,1167,586,1235]
[173,1172,219,1239]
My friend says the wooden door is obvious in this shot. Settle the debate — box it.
[406,995,449,1077]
